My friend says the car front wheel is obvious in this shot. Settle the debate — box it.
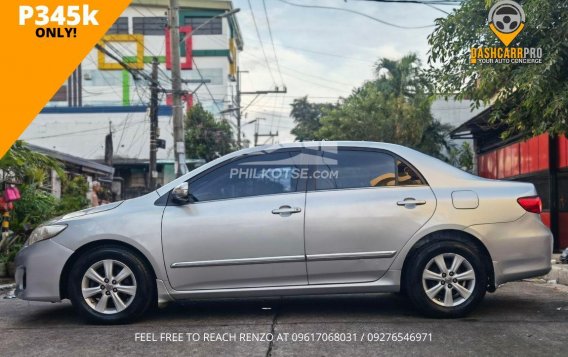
[67,245,155,324]
[406,241,487,318]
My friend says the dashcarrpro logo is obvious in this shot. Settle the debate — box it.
[488,0,525,46]
[470,0,542,65]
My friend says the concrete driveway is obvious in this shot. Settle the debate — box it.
[1,281,567,356]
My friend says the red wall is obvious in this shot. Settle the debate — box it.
[519,134,549,174]
[477,151,497,179]
[478,134,549,179]
[558,135,568,169]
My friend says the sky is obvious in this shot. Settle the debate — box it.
[231,0,458,144]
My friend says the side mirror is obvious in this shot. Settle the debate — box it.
[171,182,190,204]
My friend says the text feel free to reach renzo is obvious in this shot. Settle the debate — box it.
[134,332,434,343]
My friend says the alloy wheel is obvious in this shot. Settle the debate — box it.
[81,259,137,314]
[421,253,476,307]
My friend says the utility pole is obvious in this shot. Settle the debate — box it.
[236,69,286,148]
[253,118,278,146]
[148,57,159,190]
[169,0,188,177]
[236,68,244,148]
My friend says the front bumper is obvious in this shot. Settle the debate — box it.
[15,239,74,302]
[466,213,552,286]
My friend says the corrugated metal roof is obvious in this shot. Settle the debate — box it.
[27,144,115,175]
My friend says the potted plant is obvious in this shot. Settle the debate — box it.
[0,254,7,278]
[6,242,22,277]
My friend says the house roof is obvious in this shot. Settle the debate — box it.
[27,144,115,176]
[450,107,493,139]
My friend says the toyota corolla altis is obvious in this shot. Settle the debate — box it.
[15,142,552,323]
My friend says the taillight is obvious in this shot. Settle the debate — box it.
[517,196,542,214]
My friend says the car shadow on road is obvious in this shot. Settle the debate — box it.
[7,283,568,327]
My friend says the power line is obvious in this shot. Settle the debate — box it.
[275,0,436,29]
[25,118,148,140]
[238,50,347,92]
[358,0,460,5]
[207,35,351,91]
[262,0,285,86]
[191,59,224,115]
[244,37,375,63]
[115,112,134,154]
[247,0,277,85]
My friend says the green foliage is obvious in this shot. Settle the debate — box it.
[428,0,568,138]
[290,97,337,141]
[310,54,452,159]
[6,242,23,263]
[458,142,474,173]
[11,184,57,235]
[0,142,91,263]
[0,141,64,185]
[0,252,8,264]
[185,104,236,162]
[56,175,89,215]
[448,141,475,173]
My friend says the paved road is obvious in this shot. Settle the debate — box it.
[0,281,567,356]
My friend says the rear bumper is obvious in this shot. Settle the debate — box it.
[14,239,74,302]
[465,213,552,286]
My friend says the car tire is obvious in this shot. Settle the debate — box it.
[67,245,155,324]
[406,241,487,318]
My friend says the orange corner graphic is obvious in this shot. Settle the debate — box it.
[0,0,132,158]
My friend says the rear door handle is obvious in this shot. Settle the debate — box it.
[272,205,302,215]
[397,198,426,206]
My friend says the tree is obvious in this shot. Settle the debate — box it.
[428,0,568,138]
[290,96,337,141]
[448,141,474,173]
[56,175,89,215]
[185,104,236,162]
[316,54,452,159]
[458,141,474,172]
[374,53,433,97]
[0,140,64,185]
[1,141,65,258]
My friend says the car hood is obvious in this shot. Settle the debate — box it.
[58,201,125,221]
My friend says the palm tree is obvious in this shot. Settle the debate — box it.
[374,54,433,99]
[374,54,452,158]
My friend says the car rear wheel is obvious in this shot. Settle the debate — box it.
[406,241,487,318]
[68,246,155,324]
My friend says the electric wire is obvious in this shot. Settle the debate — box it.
[275,0,436,29]
[247,0,277,85]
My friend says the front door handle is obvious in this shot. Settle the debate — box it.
[397,198,427,206]
[272,205,302,215]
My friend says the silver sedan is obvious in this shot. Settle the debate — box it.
[15,142,552,323]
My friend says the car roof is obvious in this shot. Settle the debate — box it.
[156,141,481,196]
[243,141,400,152]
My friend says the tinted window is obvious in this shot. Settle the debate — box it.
[315,150,396,190]
[133,17,167,35]
[189,151,303,202]
[107,17,129,34]
[183,17,223,35]
[397,160,425,186]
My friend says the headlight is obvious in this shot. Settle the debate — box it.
[25,224,67,246]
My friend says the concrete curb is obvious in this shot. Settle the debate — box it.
[0,283,15,292]
[543,263,568,286]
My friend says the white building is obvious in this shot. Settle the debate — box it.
[21,0,243,198]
